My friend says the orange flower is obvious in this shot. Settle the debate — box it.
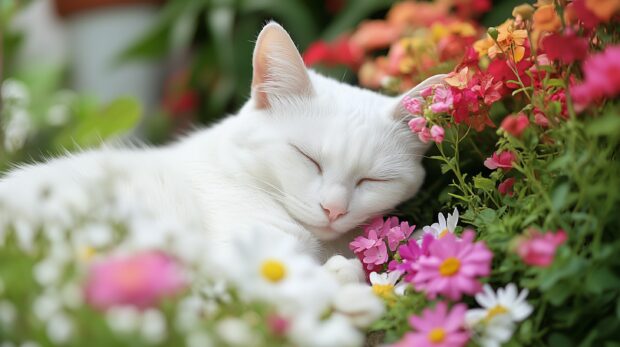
[351,20,402,52]
[488,25,528,62]
[474,36,495,57]
[533,4,562,32]
[387,0,451,28]
[585,0,620,21]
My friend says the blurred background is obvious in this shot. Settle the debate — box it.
[0,0,520,167]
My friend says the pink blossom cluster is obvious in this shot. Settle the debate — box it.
[402,85,451,144]
[85,251,186,310]
[350,216,415,274]
[571,45,620,108]
[516,229,567,267]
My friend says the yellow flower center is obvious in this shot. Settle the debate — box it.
[485,305,509,322]
[439,228,449,238]
[79,246,96,261]
[372,284,395,300]
[428,328,446,343]
[439,257,461,276]
[260,259,287,282]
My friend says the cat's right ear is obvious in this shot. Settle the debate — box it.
[251,22,314,110]
[391,74,448,122]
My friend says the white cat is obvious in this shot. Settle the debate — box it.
[0,22,444,282]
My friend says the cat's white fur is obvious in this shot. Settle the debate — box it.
[0,23,444,281]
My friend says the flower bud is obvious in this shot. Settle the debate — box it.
[512,4,535,19]
[487,27,499,41]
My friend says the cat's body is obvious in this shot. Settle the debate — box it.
[0,23,443,278]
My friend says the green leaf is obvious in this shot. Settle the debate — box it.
[587,113,620,137]
[55,97,142,150]
[585,267,620,294]
[551,183,571,212]
[474,175,496,192]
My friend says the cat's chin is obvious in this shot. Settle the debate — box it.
[296,220,344,241]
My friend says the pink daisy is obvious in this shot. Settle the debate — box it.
[393,301,469,347]
[412,231,493,300]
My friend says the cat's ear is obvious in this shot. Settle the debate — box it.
[251,22,314,109]
[390,74,448,122]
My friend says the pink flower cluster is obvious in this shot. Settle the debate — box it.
[402,86,449,144]
[571,45,620,108]
[85,251,186,310]
[350,216,415,274]
[516,229,567,267]
[484,150,516,171]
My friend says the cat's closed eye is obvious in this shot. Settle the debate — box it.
[356,177,390,187]
[291,144,322,173]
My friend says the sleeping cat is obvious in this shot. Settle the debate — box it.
[0,22,444,282]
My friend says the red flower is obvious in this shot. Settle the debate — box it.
[498,177,516,196]
[501,113,530,137]
[484,151,516,171]
[303,36,364,70]
[573,0,601,28]
[542,31,589,64]
[486,58,533,95]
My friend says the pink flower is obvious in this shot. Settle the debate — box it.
[85,251,186,310]
[534,112,550,127]
[350,216,401,271]
[430,125,445,143]
[418,127,433,143]
[385,221,416,251]
[516,229,567,267]
[484,151,516,172]
[408,117,427,133]
[430,85,453,113]
[498,177,516,196]
[500,113,530,138]
[571,45,620,107]
[542,31,589,64]
[412,231,493,300]
[393,302,469,347]
[267,314,290,336]
[403,96,423,115]
[389,233,434,283]
[421,86,434,98]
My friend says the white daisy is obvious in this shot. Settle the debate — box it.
[422,207,460,239]
[369,271,407,300]
[466,283,533,347]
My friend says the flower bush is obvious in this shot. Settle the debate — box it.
[309,0,620,346]
[2,0,620,346]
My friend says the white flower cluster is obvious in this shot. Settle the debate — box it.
[0,170,384,347]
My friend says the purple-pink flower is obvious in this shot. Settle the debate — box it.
[389,233,434,283]
[484,150,516,171]
[85,251,186,310]
[393,301,469,347]
[430,85,454,114]
[403,96,423,115]
[571,45,620,108]
[430,125,445,143]
[516,229,567,267]
[408,117,427,133]
[412,231,493,300]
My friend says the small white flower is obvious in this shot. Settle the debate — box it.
[1,79,30,106]
[0,301,16,327]
[33,293,62,321]
[46,104,70,126]
[186,331,213,347]
[140,309,167,344]
[332,283,384,328]
[290,313,363,347]
[47,312,74,344]
[106,306,141,334]
[422,207,459,239]
[3,108,32,153]
[466,284,533,347]
[33,259,62,286]
[216,317,257,347]
[20,342,40,347]
[369,271,407,299]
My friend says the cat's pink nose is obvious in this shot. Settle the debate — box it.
[321,203,347,222]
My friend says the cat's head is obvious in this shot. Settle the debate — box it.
[241,22,445,241]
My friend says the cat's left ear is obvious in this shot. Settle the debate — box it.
[390,74,448,122]
[251,22,314,109]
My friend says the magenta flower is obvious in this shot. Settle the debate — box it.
[484,150,516,172]
[385,221,416,251]
[430,125,445,143]
[498,177,516,196]
[389,233,434,283]
[500,113,529,138]
[430,85,454,114]
[393,302,469,347]
[412,231,493,300]
[418,127,433,143]
[571,45,620,107]
[408,117,427,133]
[402,96,423,115]
[85,251,186,310]
[516,229,567,267]
[542,31,589,64]
[350,216,401,271]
